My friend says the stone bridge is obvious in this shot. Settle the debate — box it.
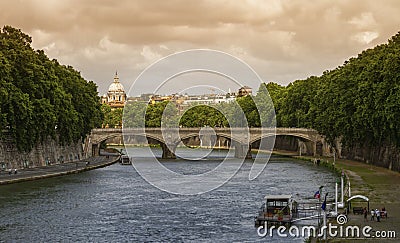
[85,127,327,159]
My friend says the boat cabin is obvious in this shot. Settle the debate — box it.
[263,194,296,221]
[119,155,131,165]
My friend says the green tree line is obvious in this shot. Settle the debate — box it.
[0,26,103,151]
[268,32,400,150]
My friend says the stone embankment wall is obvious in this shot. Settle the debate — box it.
[0,136,84,170]
[341,144,400,172]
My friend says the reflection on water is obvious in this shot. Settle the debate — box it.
[0,147,336,242]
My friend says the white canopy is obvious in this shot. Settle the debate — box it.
[264,195,292,200]
[347,195,369,202]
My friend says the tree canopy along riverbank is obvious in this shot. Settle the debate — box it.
[268,32,400,171]
[269,32,400,149]
[0,26,103,152]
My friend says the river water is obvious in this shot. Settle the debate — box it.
[0,147,336,242]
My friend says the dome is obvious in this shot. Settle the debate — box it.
[108,82,125,92]
[108,72,125,93]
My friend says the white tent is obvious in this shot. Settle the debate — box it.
[347,195,369,211]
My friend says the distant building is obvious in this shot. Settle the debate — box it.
[101,72,127,109]
[124,86,252,112]
[237,86,252,97]
[140,93,154,102]
[150,95,172,104]
[182,94,235,105]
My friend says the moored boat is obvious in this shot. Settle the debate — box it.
[255,194,298,227]
[119,155,131,165]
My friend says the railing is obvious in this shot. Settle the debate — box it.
[92,127,319,133]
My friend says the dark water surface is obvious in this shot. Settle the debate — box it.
[0,148,336,242]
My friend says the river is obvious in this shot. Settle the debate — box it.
[0,147,336,242]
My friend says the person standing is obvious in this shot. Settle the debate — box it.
[363,207,368,222]
[370,209,375,221]
[375,209,380,222]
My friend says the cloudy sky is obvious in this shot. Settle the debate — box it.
[1,0,400,96]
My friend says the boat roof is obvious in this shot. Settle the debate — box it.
[264,194,292,200]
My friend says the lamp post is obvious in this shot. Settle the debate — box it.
[341,171,344,205]
[335,178,340,216]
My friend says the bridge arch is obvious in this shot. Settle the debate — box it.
[250,133,322,157]
[250,133,316,144]
[182,132,253,158]
[92,133,122,145]
[91,132,176,158]
[94,132,170,146]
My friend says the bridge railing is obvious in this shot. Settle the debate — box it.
[92,127,318,133]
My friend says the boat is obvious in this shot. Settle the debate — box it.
[119,155,131,165]
[255,194,298,227]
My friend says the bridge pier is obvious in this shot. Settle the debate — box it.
[161,143,177,159]
[92,144,100,157]
[304,140,316,156]
[298,140,318,156]
[234,143,252,159]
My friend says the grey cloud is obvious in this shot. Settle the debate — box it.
[1,0,399,94]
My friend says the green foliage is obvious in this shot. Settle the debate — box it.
[179,105,227,127]
[122,101,146,128]
[236,96,260,127]
[101,104,123,128]
[0,26,103,151]
[269,31,400,150]
[161,101,179,127]
[145,101,169,127]
[255,83,277,127]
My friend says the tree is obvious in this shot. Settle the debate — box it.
[179,105,227,127]
[0,26,103,151]
[122,101,146,128]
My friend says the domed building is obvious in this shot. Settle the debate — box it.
[101,72,127,109]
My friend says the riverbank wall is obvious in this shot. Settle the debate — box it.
[0,136,84,170]
[0,156,119,185]
[341,144,400,172]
